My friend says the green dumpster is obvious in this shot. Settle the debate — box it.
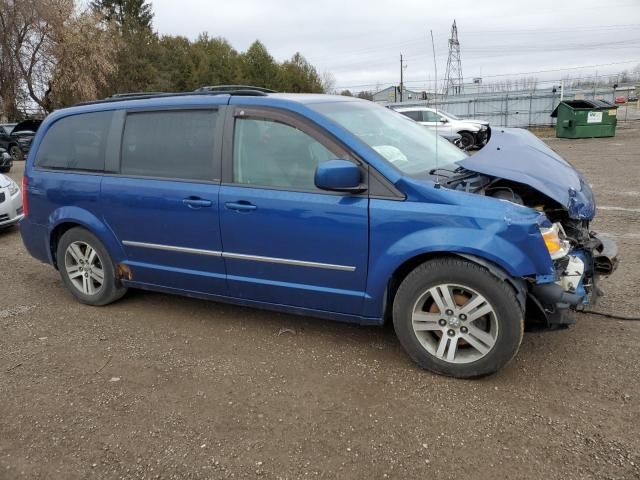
[551,100,618,138]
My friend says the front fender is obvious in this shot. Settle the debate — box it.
[384,226,544,276]
[48,206,125,265]
[363,199,556,318]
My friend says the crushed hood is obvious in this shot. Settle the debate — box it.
[457,128,596,220]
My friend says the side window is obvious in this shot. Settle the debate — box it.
[233,118,337,190]
[423,111,440,122]
[35,111,113,171]
[121,110,217,181]
[401,111,423,122]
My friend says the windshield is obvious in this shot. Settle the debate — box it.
[437,110,460,120]
[311,101,467,176]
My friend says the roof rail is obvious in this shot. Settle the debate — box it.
[195,85,276,95]
[109,92,167,99]
[74,86,275,107]
[74,92,210,107]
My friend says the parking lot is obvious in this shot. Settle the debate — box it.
[1,124,639,479]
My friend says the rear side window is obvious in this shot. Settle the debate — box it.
[121,110,217,181]
[35,111,113,171]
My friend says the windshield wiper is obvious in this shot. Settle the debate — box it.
[429,167,457,176]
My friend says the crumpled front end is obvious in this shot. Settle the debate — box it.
[529,222,618,327]
[441,128,619,327]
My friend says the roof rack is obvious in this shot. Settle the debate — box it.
[195,85,277,94]
[109,92,167,99]
[74,86,275,107]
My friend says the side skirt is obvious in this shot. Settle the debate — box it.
[121,280,384,326]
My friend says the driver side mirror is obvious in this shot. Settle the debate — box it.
[314,160,366,193]
[439,117,448,123]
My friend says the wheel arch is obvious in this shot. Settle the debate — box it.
[48,207,125,269]
[383,251,527,323]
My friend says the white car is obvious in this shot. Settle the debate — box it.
[394,106,490,149]
[0,174,24,229]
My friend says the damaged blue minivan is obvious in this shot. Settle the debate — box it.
[20,87,618,377]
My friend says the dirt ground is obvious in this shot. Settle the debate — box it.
[1,122,639,480]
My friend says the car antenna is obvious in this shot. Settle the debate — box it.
[430,29,441,189]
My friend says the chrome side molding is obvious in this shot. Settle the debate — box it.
[122,241,356,271]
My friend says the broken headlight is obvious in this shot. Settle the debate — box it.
[539,223,570,260]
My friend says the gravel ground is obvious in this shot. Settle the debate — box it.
[1,123,639,480]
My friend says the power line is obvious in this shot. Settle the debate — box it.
[333,61,639,90]
[310,24,640,66]
[322,37,640,73]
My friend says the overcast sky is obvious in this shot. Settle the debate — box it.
[151,0,640,92]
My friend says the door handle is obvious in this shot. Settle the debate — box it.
[183,197,213,209]
[225,201,257,212]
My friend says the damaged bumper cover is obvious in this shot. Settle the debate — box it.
[529,232,618,327]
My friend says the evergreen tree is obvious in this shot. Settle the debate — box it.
[277,53,323,93]
[90,0,153,31]
[239,41,278,89]
[91,0,157,94]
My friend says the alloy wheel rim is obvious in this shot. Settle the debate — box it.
[64,241,105,295]
[411,283,498,364]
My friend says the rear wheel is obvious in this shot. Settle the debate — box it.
[392,258,523,378]
[8,145,22,162]
[56,228,127,306]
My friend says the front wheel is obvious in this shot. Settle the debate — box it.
[458,131,475,150]
[393,258,524,378]
[56,227,127,306]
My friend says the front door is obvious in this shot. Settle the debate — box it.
[218,107,369,315]
[101,107,226,295]
[421,110,453,136]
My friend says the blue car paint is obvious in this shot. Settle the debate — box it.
[21,93,565,325]
[101,175,227,295]
[459,128,596,220]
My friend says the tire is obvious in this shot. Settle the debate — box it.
[8,144,22,162]
[459,131,475,150]
[56,227,127,306]
[392,257,524,378]
[0,166,9,173]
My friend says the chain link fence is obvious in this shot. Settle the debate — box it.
[387,87,639,127]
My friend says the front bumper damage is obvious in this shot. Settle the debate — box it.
[474,126,491,148]
[528,232,618,327]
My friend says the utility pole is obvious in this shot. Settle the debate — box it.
[399,54,407,102]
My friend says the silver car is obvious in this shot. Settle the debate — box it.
[0,174,23,228]
[394,106,490,149]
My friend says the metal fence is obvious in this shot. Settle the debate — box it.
[386,87,621,127]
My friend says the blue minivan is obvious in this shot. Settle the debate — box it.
[19,87,617,377]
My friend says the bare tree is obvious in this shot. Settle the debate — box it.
[320,70,336,94]
[1,0,118,115]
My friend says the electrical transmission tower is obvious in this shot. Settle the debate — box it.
[443,20,464,97]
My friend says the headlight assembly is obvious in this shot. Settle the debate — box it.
[8,180,19,196]
[539,223,570,260]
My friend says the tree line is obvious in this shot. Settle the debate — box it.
[0,0,327,120]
